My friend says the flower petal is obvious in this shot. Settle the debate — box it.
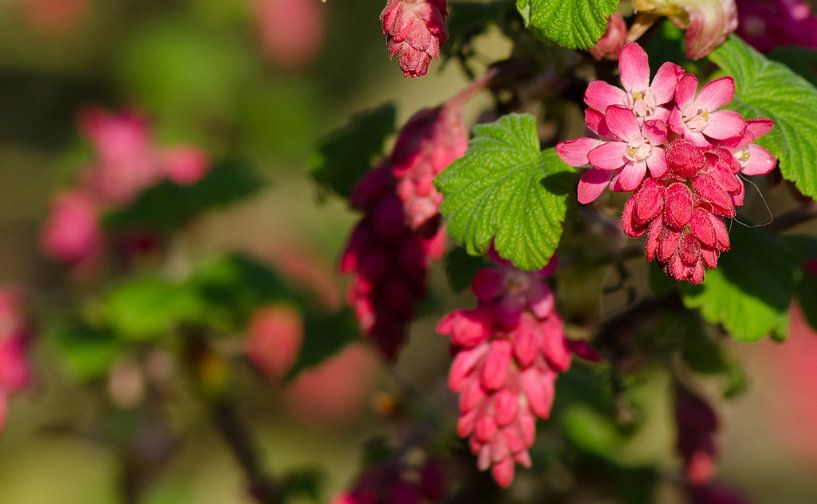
[650,62,684,104]
[587,141,628,170]
[585,80,627,112]
[604,106,641,142]
[647,147,668,177]
[556,137,601,166]
[617,160,648,191]
[674,73,699,108]
[741,144,777,176]
[619,42,651,92]
[696,76,735,110]
[643,119,668,145]
[745,118,775,141]
[702,110,746,139]
[577,168,615,204]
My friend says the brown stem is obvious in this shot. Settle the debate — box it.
[184,329,280,504]
[767,202,817,233]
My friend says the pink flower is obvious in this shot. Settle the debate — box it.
[392,104,468,231]
[585,106,669,192]
[40,191,101,264]
[438,257,585,487]
[590,13,627,61]
[721,118,777,176]
[244,305,303,381]
[254,0,325,69]
[737,0,817,52]
[19,0,87,33]
[381,0,448,78]
[335,454,446,504]
[0,290,32,432]
[584,42,684,120]
[669,75,746,147]
[159,146,211,186]
[632,0,737,59]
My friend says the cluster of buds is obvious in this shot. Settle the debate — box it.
[0,290,32,431]
[381,0,447,78]
[737,0,817,52]
[437,253,572,487]
[41,107,211,265]
[333,453,446,504]
[557,42,777,283]
[674,385,719,486]
[341,100,467,360]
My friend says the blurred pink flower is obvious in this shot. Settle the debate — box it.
[0,290,32,432]
[283,343,377,428]
[40,191,101,264]
[254,0,325,70]
[159,146,210,186]
[245,305,303,381]
[19,0,87,33]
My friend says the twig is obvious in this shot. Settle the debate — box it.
[766,203,817,233]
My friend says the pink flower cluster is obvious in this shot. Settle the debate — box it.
[333,456,446,504]
[41,108,211,265]
[381,0,447,78]
[737,0,817,52]
[341,104,467,360]
[557,42,777,283]
[0,290,32,432]
[437,254,571,487]
[253,0,325,70]
[674,386,719,486]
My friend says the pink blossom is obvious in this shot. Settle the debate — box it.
[438,256,587,487]
[159,146,211,186]
[381,0,448,78]
[392,103,468,230]
[0,290,32,432]
[584,42,684,120]
[244,305,303,381]
[737,0,817,52]
[19,0,87,33]
[669,75,746,147]
[720,118,777,176]
[590,13,627,61]
[632,0,737,59]
[254,0,325,69]
[41,191,101,264]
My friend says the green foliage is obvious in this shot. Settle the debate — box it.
[104,159,263,233]
[443,1,505,59]
[680,227,799,342]
[436,114,575,270]
[768,46,817,87]
[444,247,489,292]
[311,103,397,198]
[709,36,817,201]
[102,277,204,341]
[783,235,817,332]
[51,323,124,382]
[515,0,619,49]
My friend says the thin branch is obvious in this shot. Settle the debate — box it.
[767,203,817,233]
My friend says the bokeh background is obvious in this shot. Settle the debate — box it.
[0,0,816,502]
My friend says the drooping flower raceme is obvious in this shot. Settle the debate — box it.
[381,0,447,78]
[557,41,777,283]
[437,254,571,487]
[0,290,31,432]
[341,99,467,360]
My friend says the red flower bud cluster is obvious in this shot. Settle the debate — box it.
[437,254,572,487]
[621,139,737,283]
[381,0,448,78]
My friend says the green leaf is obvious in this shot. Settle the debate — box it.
[445,247,489,292]
[51,323,124,381]
[311,103,396,198]
[104,159,263,233]
[515,0,619,49]
[679,227,799,342]
[768,46,817,87]
[104,278,204,341]
[435,114,575,270]
[709,36,817,201]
